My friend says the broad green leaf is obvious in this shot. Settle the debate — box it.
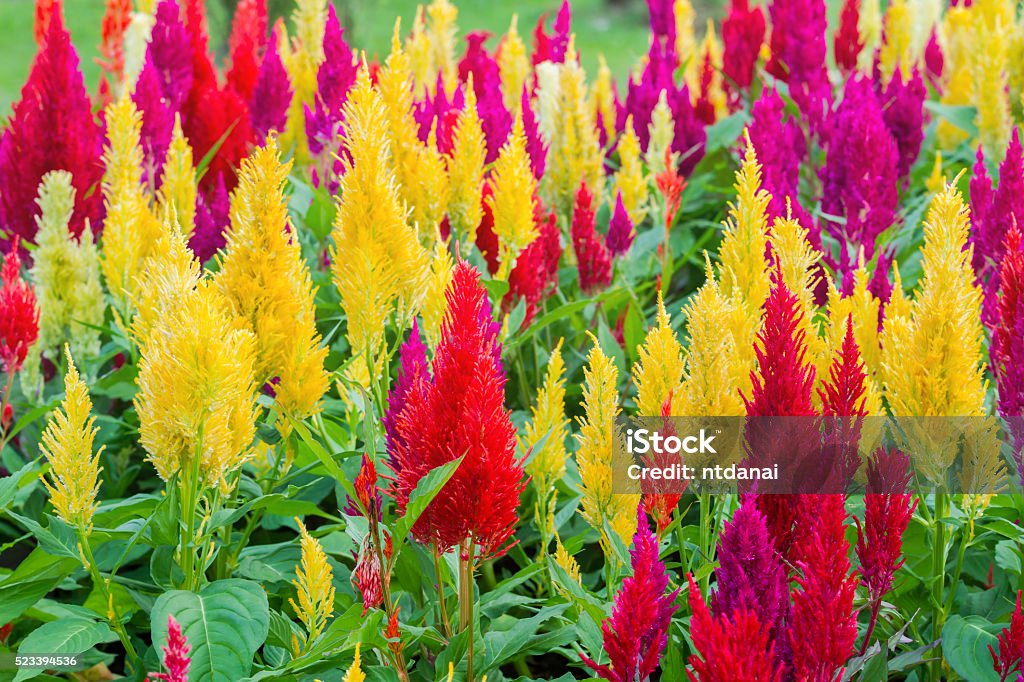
[151,579,270,682]
[941,615,1000,682]
[14,617,117,681]
[391,456,464,556]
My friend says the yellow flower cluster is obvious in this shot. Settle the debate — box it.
[290,520,336,649]
[487,112,539,279]
[633,293,685,418]
[282,0,328,160]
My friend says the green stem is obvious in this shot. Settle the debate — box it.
[80,532,139,667]
[459,539,476,682]
[699,492,712,597]
[930,492,950,682]
[433,545,453,639]
[180,428,205,591]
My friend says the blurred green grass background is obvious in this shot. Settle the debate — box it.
[0,0,722,116]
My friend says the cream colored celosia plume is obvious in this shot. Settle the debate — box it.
[498,14,529,111]
[41,347,103,533]
[215,137,329,421]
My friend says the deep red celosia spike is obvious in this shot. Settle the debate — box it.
[686,573,782,682]
[995,225,1024,417]
[148,615,191,682]
[789,494,859,681]
[571,183,612,294]
[833,0,862,73]
[0,12,105,247]
[389,262,525,560]
[990,592,1024,681]
[581,507,678,682]
[184,82,254,192]
[640,394,684,536]
[0,241,40,376]
[855,448,916,603]
[352,537,384,616]
[722,0,766,100]
[226,0,268,100]
[694,53,719,125]
[818,316,868,417]
[475,182,501,275]
[506,196,560,326]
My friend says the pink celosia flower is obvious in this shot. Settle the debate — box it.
[388,262,525,560]
[833,0,862,73]
[147,0,193,111]
[148,615,191,682]
[532,0,572,65]
[722,0,766,97]
[924,29,944,89]
[305,4,357,156]
[571,183,612,294]
[766,0,831,129]
[687,573,781,682]
[992,226,1024,480]
[0,241,39,375]
[606,191,635,258]
[880,68,926,181]
[789,494,858,681]
[0,12,104,248]
[990,592,1024,681]
[352,537,384,616]
[249,23,291,139]
[581,507,678,682]
[459,32,511,164]
[133,55,176,189]
[520,88,547,179]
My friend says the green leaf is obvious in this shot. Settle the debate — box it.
[151,579,270,682]
[704,111,749,153]
[995,540,1021,577]
[924,102,978,137]
[0,459,39,511]
[941,615,1001,682]
[14,617,117,681]
[391,456,464,556]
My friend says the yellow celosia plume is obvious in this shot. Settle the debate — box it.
[427,0,459,95]
[878,0,914,84]
[342,645,365,682]
[406,6,433,97]
[498,14,529,111]
[592,55,617,144]
[131,217,202,349]
[634,293,685,417]
[446,80,487,242]
[290,520,336,649]
[575,340,639,559]
[615,116,648,226]
[158,115,197,236]
[215,138,329,421]
[857,0,883,72]
[331,66,430,365]
[675,0,698,74]
[41,347,103,533]
[523,339,569,486]
[282,0,327,160]
[488,111,539,280]
[420,236,455,349]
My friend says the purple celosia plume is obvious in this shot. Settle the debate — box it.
[820,76,899,283]
[605,192,635,258]
[459,32,512,163]
[133,54,176,189]
[148,0,193,112]
[647,0,676,41]
[383,322,431,469]
[879,68,926,181]
[766,0,831,130]
[0,11,104,249]
[305,4,357,156]
[249,24,291,139]
[581,507,678,682]
[621,35,676,151]
[189,174,230,264]
[414,74,465,154]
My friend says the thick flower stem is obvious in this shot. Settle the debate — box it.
[859,597,882,656]
[930,491,950,681]
[433,545,453,639]
[80,532,138,668]
[459,539,477,682]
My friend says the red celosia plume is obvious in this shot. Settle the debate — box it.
[0,240,40,375]
[571,182,612,294]
[991,592,1024,681]
[226,0,268,100]
[148,615,191,682]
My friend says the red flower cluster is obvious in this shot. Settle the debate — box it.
[148,615,191,682]
[991,592,1024,681]
[225,0,268,100]
[722,0,766,97]
[507,201,562,326]
[833,0,863,73]
[571,183,612,294]
[388,262,525,560]
[0,243,39,375]
[582,508,678,682]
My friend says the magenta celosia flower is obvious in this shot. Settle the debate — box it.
[925,29,944,89]
[621,36,676,150]
[711,496,788,650]
[972,129,1024,293]
[133,55,176,189]
[388,262,525,560]
[606,192,635,258]
[816,317,869,489]
[414,75,465,154]
[305,3,356,156]
[507,201,561,326]
[789,494,858,681]
[148,615,191,682]
[581,507,678,682]
[990,592,1024,681]
[383,322,430,466]
[673,87,707,177]
[0,241,40,375]
[188,175,230,264]
[225,0,268,100]
[647,0,676,40]
[249,24,291,139]
[992,227,1024,481]
[459,32,512,164]
[571,183,613,294]
[833,0,862,73]
[766,0,831,128]
[520,88,547,179]
[687,573,782,682]
[880,68,926,181]
[532,0,572,65]
[721,0,765,97]
[0,13,104,248]
[820,76,899,282]
[148,0,193,111]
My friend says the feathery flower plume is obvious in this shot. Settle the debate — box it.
[189,175,230,264]
[383,323,430,466]
[158,116,197,234]
[532,0,572,64]
[614,116,648,226]
[498,15,529,111]
[834,0,863,73]
[97,0,132,99]
[971,129,1024,307]
[488,112,539,279]
[342,645,366,682]
[693,21,727,124]
[571,183,612,294]
[520,84,547,180]
[606,192,636,258]
[686,573,782,682]
[132,56,175,187]
[281,0,327,159]
[148,615,191,682]
[0,243,40,375]
[747,89,810,230]
[35,0,63,46]
[290,520,336,648]
[250,25,291,139]
[576,339,639,557]
[990,592,1024,681]
[789,494,859,681]
[881,181,987,420]
[974,21,1012,164]
[24,172,104,392]
[388,262,525,560]
[420,241,455,347]
[135,278,259,488]
[721,0,765,97]
[147,0,193,111]
[446,82,487,242]
[225,0,268,100]
[304,3,356,157]
[40,347,102,532]
[427,0,459,94]
[459,31,512,164]
[506,202,561,324]
[765,0,830,127]
[216,139,328,420]
[878,0,913,83]
[634,293,684,417]
[331,66,430,367]
[523,339,569,489]
[0,12,104,248]
[992,227,1024,478]
[880,68,926,181]
[592,56,618,146]
[581,508,678,682]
